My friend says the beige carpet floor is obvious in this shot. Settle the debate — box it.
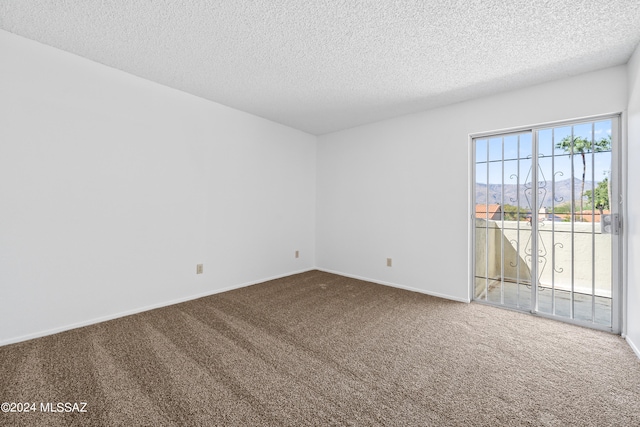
[1,270,639,426]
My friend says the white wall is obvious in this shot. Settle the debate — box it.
[317,65,628,303]
[1,26,636,351]
[0,31,316,345]
[626,42,640,357]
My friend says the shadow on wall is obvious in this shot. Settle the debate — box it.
[475,219,532,294]
[475,219,612,298]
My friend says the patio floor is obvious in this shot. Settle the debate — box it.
[476,280,612,326]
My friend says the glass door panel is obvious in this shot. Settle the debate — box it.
[473,116,619,331]
[474,132,533,310]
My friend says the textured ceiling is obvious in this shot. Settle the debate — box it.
[2,1,640,135]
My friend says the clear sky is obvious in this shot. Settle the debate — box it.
[475,120,612,188]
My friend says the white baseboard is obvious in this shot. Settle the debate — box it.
[0,268,315,347]
[315,268,471,303]
[626,336,640,360]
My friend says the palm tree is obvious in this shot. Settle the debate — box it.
[555,134,611,221]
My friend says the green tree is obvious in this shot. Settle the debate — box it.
[502,204,527,221]
[552,202,572,214]
[584,177,609,214]
[555,134,611,220]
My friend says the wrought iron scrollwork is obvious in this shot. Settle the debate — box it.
[522,159,562,290]
[553,243,564,273]
[553,171,565,203]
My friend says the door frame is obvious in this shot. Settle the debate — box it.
[468,113,623,334]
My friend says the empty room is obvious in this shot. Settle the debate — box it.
[2,1,640,426]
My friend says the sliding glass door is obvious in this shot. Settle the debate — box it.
[472,116,621,332]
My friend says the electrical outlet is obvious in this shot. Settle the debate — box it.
[295,250,299,258]
[386,258,392,267]
[196,264,203,274]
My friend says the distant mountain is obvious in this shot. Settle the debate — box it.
[476,178,598,209]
